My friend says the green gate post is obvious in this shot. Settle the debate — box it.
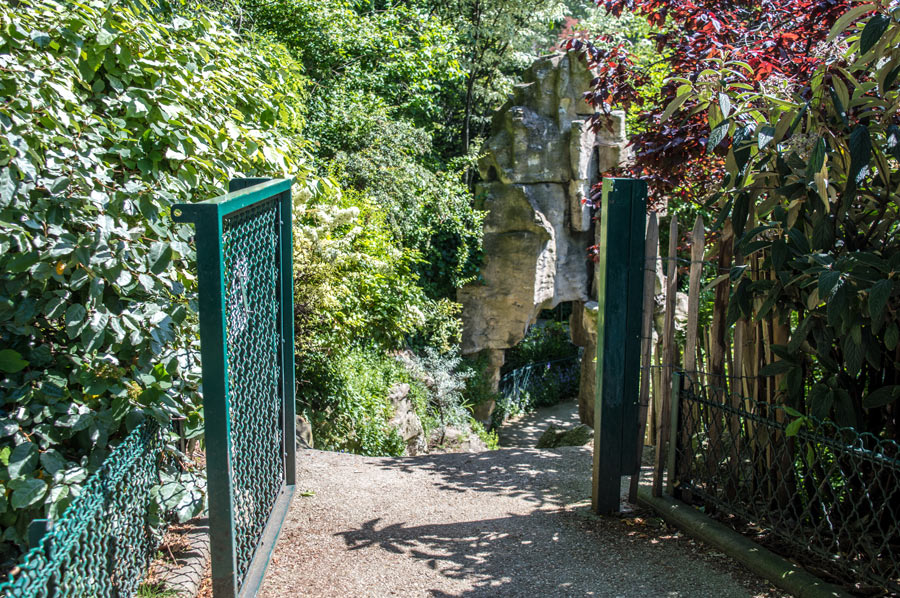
[174,178,296,598]
[592,177,647,514]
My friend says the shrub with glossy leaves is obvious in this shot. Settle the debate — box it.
[0,0,312,556]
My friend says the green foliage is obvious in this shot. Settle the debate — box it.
[292,184,440,352]
[241,0,486,302]
[555,2,667,135]
[240,0,464,148]
[468,418,499,450]
[695,4,900,431]
[460,352,501,414]
[299,346,407,457]
[492,321,581,425]
[429,0,567,152]
[493,356,581,425]
[0,0,312,555]
[402,347,473,436]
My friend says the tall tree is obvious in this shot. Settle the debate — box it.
[432,0,566,153]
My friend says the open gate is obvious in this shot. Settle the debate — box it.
[173,178,296,598]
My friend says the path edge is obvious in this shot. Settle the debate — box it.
[155,516,211,598]
[636,488,852,598]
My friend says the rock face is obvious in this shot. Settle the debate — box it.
[569,301,599,427]
[459,52,629,419]
[387,383,426,456]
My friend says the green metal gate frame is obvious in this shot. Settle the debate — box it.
[173,178,296,598]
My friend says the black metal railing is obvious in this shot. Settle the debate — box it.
[671,373,900,592]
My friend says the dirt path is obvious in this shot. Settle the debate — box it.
[259,405,787,597]
[497,398,582,447]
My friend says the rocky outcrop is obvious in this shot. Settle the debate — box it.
[430,426,489,453]
[459,52,629,421]
[569,301,599,426]
[387,383,426,456]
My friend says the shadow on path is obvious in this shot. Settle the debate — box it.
[376,447,593,509]
[333,509,715,598]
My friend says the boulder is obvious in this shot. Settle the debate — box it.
[536,423,594,448]
[430,426,488,453]
[387,383,426,456]
[296,416,314,449]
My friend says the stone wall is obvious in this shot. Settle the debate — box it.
[458,52,629,423]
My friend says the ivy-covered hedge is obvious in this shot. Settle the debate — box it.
[0,0,313,558]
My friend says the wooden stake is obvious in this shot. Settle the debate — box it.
[707,222,733,474]
[653,215,678,497]
[629,212,659,503]
[683,216,705,376]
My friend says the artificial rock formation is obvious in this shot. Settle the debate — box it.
[459,52,629,422]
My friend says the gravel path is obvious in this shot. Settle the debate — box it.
[498,398,582,447]
[259,406,788,598]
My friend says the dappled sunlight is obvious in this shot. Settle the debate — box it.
[329,502,754,597]
[375,447,592,509]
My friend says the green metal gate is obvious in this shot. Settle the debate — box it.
[173,178,296,598]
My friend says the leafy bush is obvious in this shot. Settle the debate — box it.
[0,0,312,557]
[299,347,408,457]
[240,0,485,302]
[675,5,900,431]
[469,418,499,450]
[460,352,501,417]
[292,183,441,352]
[402,348,473,440]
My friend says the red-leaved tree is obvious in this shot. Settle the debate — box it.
[568,0,853,206]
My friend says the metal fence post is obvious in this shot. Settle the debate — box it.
[190,205,238,598]
[277,187,297,487]
[28,517,55,596]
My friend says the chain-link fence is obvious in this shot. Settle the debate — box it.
[0,422,165,597]
[221,195,287,585]
[671,373,900,592]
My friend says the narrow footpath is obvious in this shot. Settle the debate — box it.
[259,400,787,597]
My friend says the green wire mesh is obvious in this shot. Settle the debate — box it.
[0,422,164,597]
[672,376,900,592]
[221,199,285,588]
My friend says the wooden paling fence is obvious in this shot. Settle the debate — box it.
[631,212,900,592]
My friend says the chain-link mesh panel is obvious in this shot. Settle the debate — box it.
[672,378,900,592]
[0,422,164,597]
[221,199,285,588]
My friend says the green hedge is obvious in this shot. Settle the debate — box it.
[0,0,313,557]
